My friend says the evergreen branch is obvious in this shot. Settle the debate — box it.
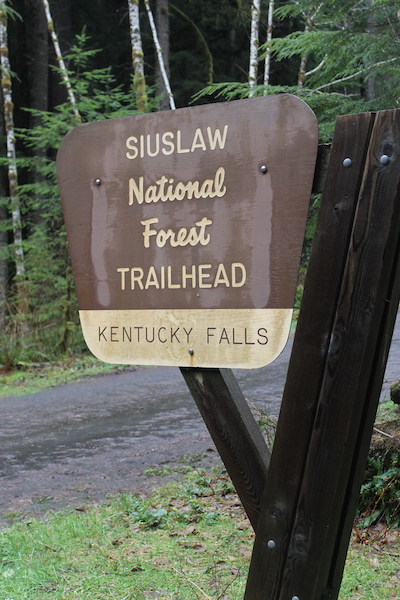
[311,3,324,24]
[305,55,327,78]
[191,81,251,103]
[314,57,398,91]
[1,2,22,21]
[302,88,361,98]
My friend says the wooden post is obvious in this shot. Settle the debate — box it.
[244,109,400,599]
[180,367,270,530]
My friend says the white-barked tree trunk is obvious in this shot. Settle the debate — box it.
[0,2,25,281]
[264,0,274,89]
[128,0,148,112]
[42,0,80,122]
[144,0,175,110]
[249,0,261,96]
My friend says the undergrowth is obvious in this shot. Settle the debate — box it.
[358,458,400,530]
[0,354,132,398]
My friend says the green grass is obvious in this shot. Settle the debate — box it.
[0,469,250,599]
[0,467,399,600]
[340,543,400,599]
[0,355,133,398]
[375,398,400,425]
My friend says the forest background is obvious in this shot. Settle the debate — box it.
[1,0,399,367]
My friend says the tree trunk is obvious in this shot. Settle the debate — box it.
[48,0,72,109]
[24,0,48,224]
[155,0,170,111]
[298,11,312,86]
[0,201,7,329]
[42,0,80,122]
[49,0,72,53]
[364,0,375,101]
[25,0,48,122]
[298,4,322,86]
[0,3,25,284]
[0,89,7,330]
[249,0,261,96]
[128,0,149,113]
[263,0,274,89]
[144,0,175,109]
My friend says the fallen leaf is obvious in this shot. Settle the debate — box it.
[170,530,187,537]
[369,557,379,568]
[154,557,170,566]
[239,546,251,558]
[111,538,123,546]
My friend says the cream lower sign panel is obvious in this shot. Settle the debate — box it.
[79,308,292,368]
[57,94,318,368]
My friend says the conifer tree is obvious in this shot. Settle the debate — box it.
[270,0,400,103]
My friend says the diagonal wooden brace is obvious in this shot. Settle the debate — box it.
[180,367,270,530]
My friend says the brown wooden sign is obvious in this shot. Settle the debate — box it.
[57,94,318,368]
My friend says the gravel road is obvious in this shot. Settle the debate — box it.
[0,312,398,527]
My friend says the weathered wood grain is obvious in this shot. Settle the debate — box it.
[323,113,400,599]
[278,109,400,600]
[327,238,400,599]
[312,143,331,194]
[180,367,270,530]
[244,112,376,599]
